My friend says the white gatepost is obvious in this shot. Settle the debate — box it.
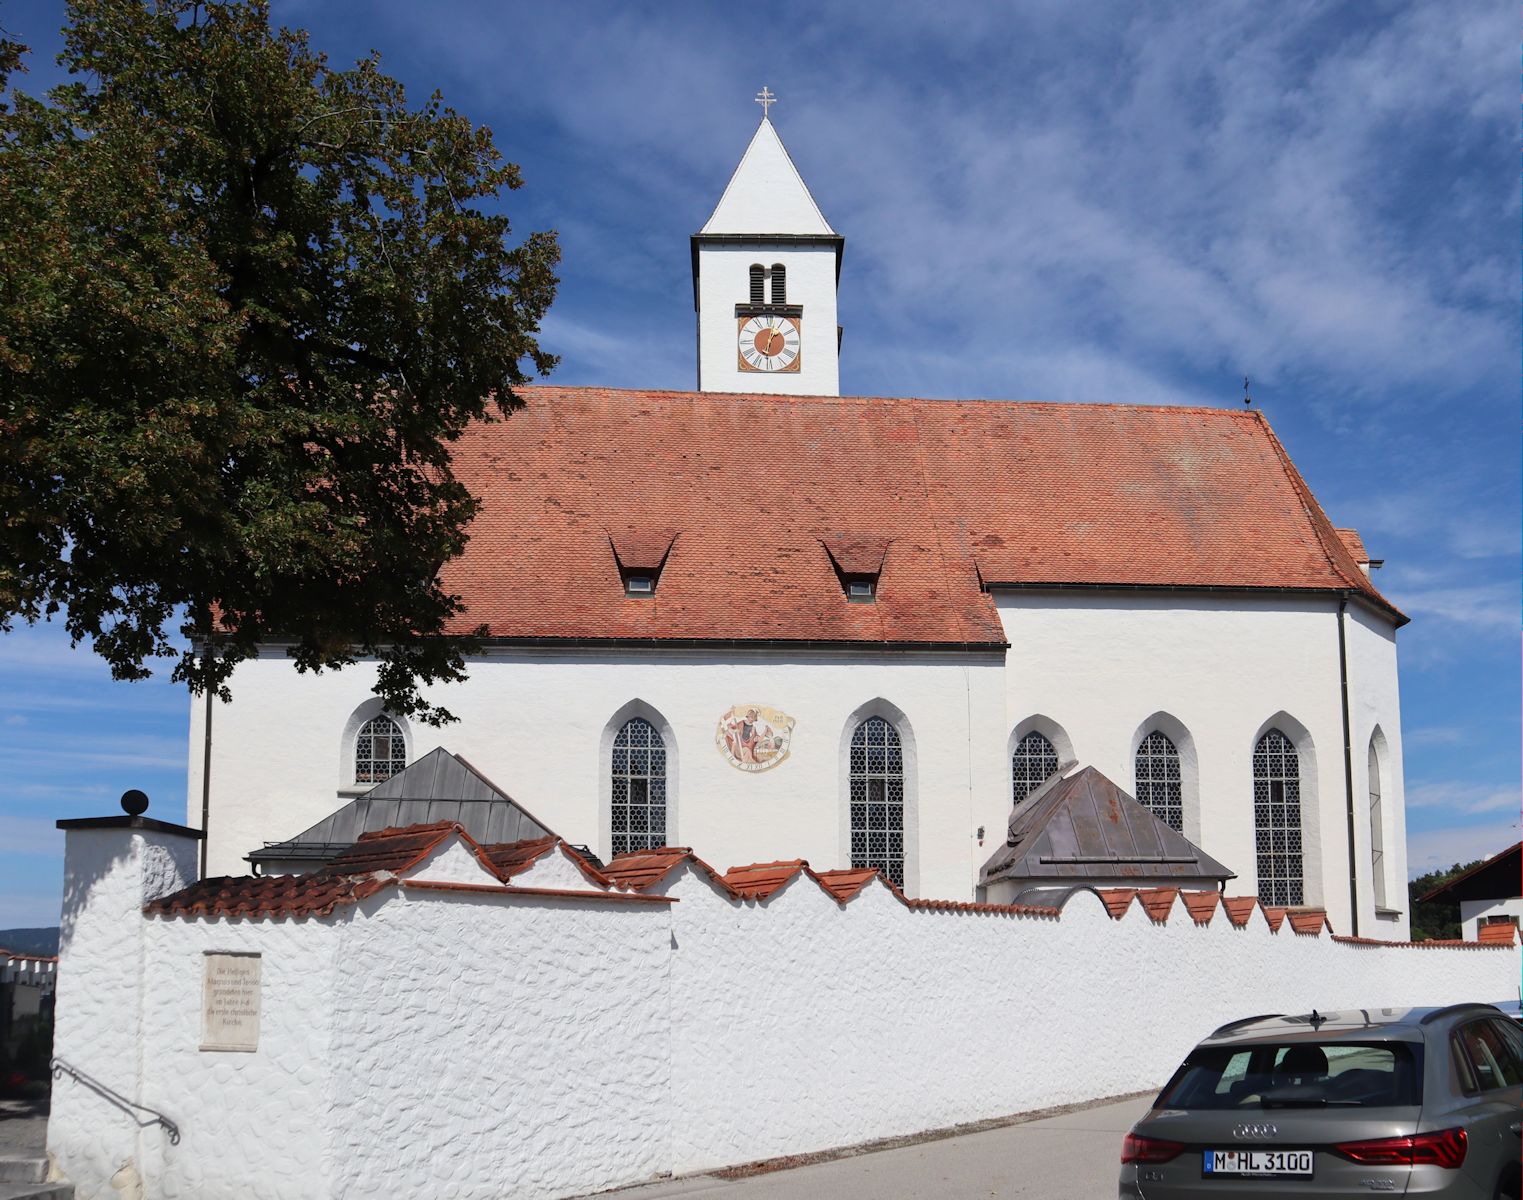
[48,794,202,1199]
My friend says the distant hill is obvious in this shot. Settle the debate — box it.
[0,928,60,957]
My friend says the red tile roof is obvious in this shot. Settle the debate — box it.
[1221,897,1262,927]
[439,386,1402,645]
[1287,909,1332,935]
[322,822,485,877]
[814,868,880,902]
[1180,890,1220,925]
[144,872,392,919]
[723,860,811,900]
[1478,923,1518,945]
[478,836,613,888]
[602,846,736,895]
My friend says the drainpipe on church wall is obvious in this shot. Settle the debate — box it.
[1337,595,1359,938]
[199,656,214,880]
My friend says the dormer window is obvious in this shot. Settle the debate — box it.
[608,527,678,600]
[820,534,889,604]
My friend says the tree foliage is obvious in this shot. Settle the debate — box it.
[0,0,558,722]
[1406,859,1481,942]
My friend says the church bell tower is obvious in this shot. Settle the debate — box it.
[692,90,843,396]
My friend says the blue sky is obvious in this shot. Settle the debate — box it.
[2,0,1517,926]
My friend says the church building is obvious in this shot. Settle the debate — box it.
[187,104,1411,939]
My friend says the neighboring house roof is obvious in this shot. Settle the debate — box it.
[1418,843,1522,904]
[247,749,557,867]
[979,765,1236,887]
[438,386,1402,648]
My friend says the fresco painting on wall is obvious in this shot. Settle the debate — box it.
[716,705,795,772]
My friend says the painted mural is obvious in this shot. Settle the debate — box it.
[716,705,795,773]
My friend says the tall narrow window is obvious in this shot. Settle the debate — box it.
[749,264,765,305]
[1011,731,1058,804]
[1368,740,1387,908]
[1135,731,1183,832]
[1253,729,1304,906]
[355,715,406,783]
[770,262,787,304]
[849,716,904,887]
[612,718,667,856]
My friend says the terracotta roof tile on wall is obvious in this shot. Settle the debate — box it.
[602,846,736,896]
[814,868,879,902]
[144,873,392,919]
[723,860,810,899]
[440,387,1402,644]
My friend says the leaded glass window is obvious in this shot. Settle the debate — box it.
[355,715,406,784]
[1135,731,1183,832]
[1368,741,1386,909]
[612,718,667,856]
[1253,729,1304,906]
[849,716,904,888]
[1011,731,1058,804]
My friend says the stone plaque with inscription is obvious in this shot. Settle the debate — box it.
[200,952,261,1052]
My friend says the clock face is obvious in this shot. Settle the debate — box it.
[737,315,801,373]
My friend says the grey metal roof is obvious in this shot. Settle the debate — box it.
[247,748,558,865]
[979,765,1235,886]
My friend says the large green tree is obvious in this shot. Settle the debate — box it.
[0,0,558,723]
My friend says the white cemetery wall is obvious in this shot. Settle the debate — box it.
[991,591,1408,938]
[52,844,1516,1200]
[188,647,1009,900]
[48,828,199,1200]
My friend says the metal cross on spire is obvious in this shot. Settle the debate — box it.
[754,86,777,117]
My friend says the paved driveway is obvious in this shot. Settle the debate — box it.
[585,1094,1152,1200]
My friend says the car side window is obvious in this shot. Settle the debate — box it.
[1455,1020,1521,1092]
[1483,1019,1523,1086]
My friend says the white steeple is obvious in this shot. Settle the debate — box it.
[700,118,837,238]
[692,103,843,397]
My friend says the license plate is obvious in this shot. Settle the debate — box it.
[1203,1149,1314,1177]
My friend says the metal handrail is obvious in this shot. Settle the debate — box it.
[51,1059,181,1145]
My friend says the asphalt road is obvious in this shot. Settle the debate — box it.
[585,1094,1153,1200]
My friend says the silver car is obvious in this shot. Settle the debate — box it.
[1119,1004,1523,1199]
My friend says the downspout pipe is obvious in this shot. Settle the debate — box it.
[199,652,214,880]
[1337,594,1359,937]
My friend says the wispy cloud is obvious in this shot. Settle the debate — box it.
[1406,781,1521,818]
[0,816,65,858]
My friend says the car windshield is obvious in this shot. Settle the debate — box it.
[1158,1041,1421,1110]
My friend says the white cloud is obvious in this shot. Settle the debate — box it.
[0,816,65,858]
[1406,781,1520,817]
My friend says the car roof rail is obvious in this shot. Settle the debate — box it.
[1418,1003,1503,1026]
[1210,1013,1284,1036]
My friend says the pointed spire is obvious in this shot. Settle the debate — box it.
[699,117,835,237]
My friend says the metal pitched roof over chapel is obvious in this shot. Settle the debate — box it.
[439,385,1401,646]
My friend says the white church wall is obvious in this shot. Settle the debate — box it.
[992,591,1376,931]
[191,646,1008,901]
[51,821,1517,1200]
[1344,601,1409,938]
[695,243,838,395]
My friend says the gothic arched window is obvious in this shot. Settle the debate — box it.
[1135,731,1183,832]
[1368,739,1387,909]
[749,264,765,305]
[1011,731,1058,804]
[1253,729,1304,906]
[849,716,904,887]
[612,718,667,856]
[355,715,406,784]
[770,262,787,304]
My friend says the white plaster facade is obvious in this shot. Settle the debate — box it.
[49,821,1515,1200]
[190,587,1407,936]
[1460,898,1523,942]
